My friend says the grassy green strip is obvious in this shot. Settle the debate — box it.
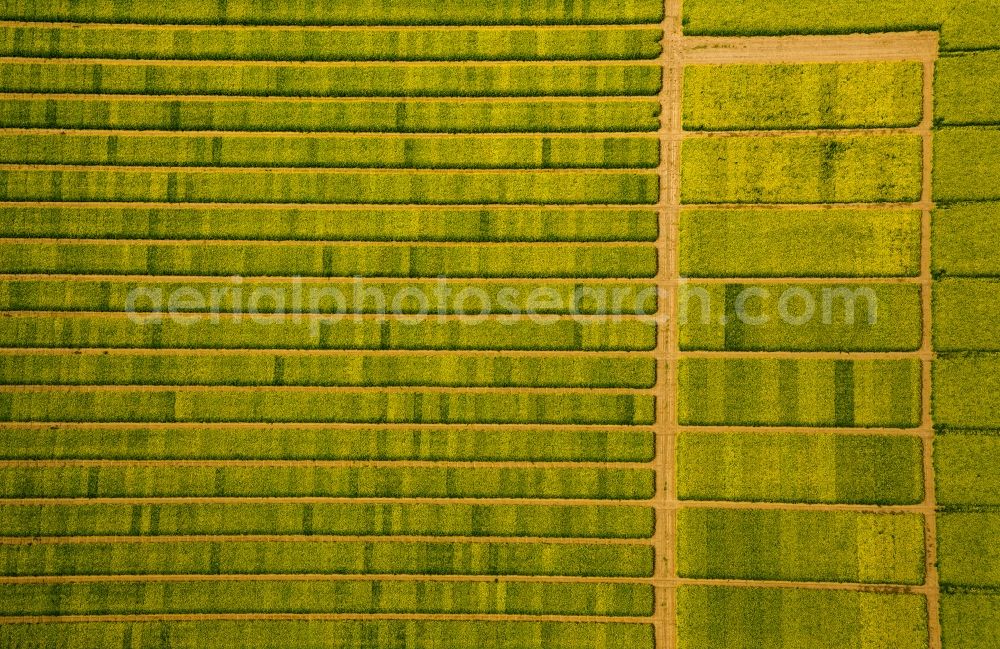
[0,502,655,538]
[0,353,656,388]
[0,169,660,204]
[0,279,658,316]
[0,539,654,578]
[935,430,1000,506]
[0,426,656,462]
[684,62,922,130]
[677,433,924,504]
[682,0,1000,51]
[0,205,660,242]
[681,134,923,204]
[679,208,921,277]
[934,127,1000,203]
[0,97,663,133]
[0,242,658,278]
[941,591,1000,649]
[933,354,1000,428]
[0,133,659,169]
[0,25,663,61]
[677,585,928,649]
[0,0,666,26]
[0,317,657,351]
[933,279,1000,351]
[0,389,656,425]
[933,202,1000,276]
[677,509,926,584]
[936,51,1000,126]
[0,62,662,97]
[938,512,1000,588]
[0,465,655,500]
[679,283,922,351]
[0,580,653,617]
[677,358,922,427]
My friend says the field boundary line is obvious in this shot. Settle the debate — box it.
[920,42,943,649]
[0,612,652,625]
[0,92,659,104]
[679,351,933,360]
[0,20,665,33]
[0,421,654,431]
[0,534,653,546]
[681,127,927,138]
[0,384,657,396]
[0,163,654,175]
[0,459,650,470]
[0,237,656,247]
[0,310,660,322]
[681,32,939,64]
[0,55,663,67]
[0,348,658,360]
[0,573,653,585]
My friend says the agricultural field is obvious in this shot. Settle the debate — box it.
[0,1,997,648]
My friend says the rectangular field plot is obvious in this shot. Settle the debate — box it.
[934,127,1000,202]
[0,132,660,169]
[937,512,1000,588]
[0,620,655,649]
[936,51,1000,126]
[0,97,664,133]
[0,61,662,97]
[683,62,922,130]
[933,202,1000,276]
[0,538,655,577]
[681,134,923,204]
[0,241,658,278]
[0,168,660,204]
[677,586,928,649]
[933,279,1000,351]
[0,0,667,25]
[677,358,922,427]
[0,315,657,351]
[0,579,654,617]
[679,283,922,351]
[0,426,656,462]
[677,509,925,584]
[0,465,655,499]
[677,432,924,504]
[680,208,922,277]
[935,431,1000,506]
[941,592,1000,649]
[0,502,655,538]
[0,388,656,425]
[0,352,656,388]
[0,24,664,61]
[933,354,1000,427]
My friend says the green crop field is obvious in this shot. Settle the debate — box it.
[0,0,997,648]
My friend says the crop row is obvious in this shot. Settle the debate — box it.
[681,134,923,204]
[0,279,659,316]
[678,586,928,649]
[0,0,667,26]
[936,51,1000,126]
[0,62,663,97]
[682,0,997,51]
[0,389,657,425]
[0,241,658,278]
[0,316,658,351]
[0,353,656,388]
[935,431,1000,507]
[0,465,656,500]
[0,426,656,463]
[0,205,660,242]
[678,358,922,428]
[933,354,1000,428]
[0,133,660,169]
[678,433,924,505]
[934,127,1000,203]
[0,538,654,578]
[0,502,655,538]
[0,97,663,133]
[0,24,663,61]
[933,279,1000,351]
[0,168,660,204]
[684,61,922,130]
[0,579,654,617]
[679,283,922,352]
[680,208,922,277]
[933,202,1000,276]
[938,511,1000,588]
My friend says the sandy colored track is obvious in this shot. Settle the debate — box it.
[0,384,656,396]
[0,348,656,360]
[0,612,651,624]
[0,310,656,322]
[0,163,652,175]
[0,56,662,68]
[0,459,650,470]
[0,21,662,32]
[679,351,932,360]
[0,92,657,104]
[0,534,652,546]
[0,237,655,248]
[682,32,939,64]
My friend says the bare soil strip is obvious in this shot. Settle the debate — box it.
[0,459,650,470]
[0,385,656,396]
[682,32,939,64]
[0,21,661,32]
[0,92,655,103]
[0,349,655,360]
[0,163,651,175]
[0,612,652,624]
[0,237,655,248]
[0,310,656,322]
[0,55,663,68]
